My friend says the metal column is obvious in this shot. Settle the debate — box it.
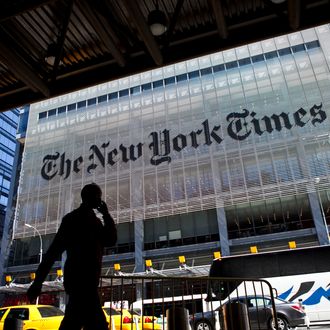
[216,206,230,256]
[308,191,329,245]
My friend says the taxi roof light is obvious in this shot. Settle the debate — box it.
[123,316,133,323]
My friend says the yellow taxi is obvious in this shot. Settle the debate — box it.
[103,307,162,330]
[0,305,64,330]
[103,307,137,330]
[131,311,162,330]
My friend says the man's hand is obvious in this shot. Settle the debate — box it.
[97,201,109,216]
[27,281,42,303]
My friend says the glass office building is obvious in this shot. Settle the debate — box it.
[8,24,330,277]
[0,110,19,245]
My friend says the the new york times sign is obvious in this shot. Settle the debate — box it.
[41,103,325,181]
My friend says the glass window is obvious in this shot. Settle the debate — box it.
[0,151,13,165]
[244,162,260,187]
[98,94,107,103]
[38,112,47,120]
[200,67,212,76]
[278,47,292,56]
[238,58,251,66]
[165,77,175,85]
[103,308,121,316]
[213,64,225,73]
[37,306,64,317]
[6,308,29,320]
[145,175,157,205]
[154,217,167,242]
[116,222,134,245]
[67,103,76,111]
[109,92,118,100]
[199,164,214,195]
[265,50,278,59]
[0,135,16,150]
[152,80,164,89]
[77,100,86,109]
[228,159,244,188]
[194,211,211,237]
[3,179,10,189]
[176,74,188,83]
[87,98,97,106]
[144,219,155,244]
[225,61,238,69]
[305,40,320,49]
[3,111,19,121]
[252,54,264,63]
[57,106,66,114]
[0,308,8,320]
[181,213,195,238]
[130,86,140,95]
[158,174,171,202]
[188,70,200,79]
[291,44,305,53]
[142,83,152,91]
[119,89,129,97]
[48,109,56,117]
[259,161,276,185]
[274,158,292,182]
[248,298,269,307]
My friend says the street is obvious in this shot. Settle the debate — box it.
[298,326,330,330]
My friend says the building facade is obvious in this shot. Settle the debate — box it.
[0,107,26,285]
[6,24,330,281]
[0,109,19,245]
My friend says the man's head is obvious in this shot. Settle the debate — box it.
[81,183,102,208]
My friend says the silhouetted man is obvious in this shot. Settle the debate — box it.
[27,183,117,330]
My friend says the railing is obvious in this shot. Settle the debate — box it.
[0,275,287,329]
[99,275,281,330]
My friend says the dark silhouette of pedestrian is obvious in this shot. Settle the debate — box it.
[27,183,117,330]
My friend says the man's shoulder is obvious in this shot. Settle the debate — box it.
[62,207,81,222]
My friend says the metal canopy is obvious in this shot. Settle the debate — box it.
[0,0,329,112]
[0,280,64,294]
[0,265,210,294]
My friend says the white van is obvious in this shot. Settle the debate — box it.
[265,271,330,324]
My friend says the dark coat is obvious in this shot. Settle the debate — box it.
[34,204,117,293]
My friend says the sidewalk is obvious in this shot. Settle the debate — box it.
[298,324,330,330]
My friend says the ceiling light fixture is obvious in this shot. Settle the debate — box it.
[45,43,57,66]
[270,0,286,3]
[148,9,167,36]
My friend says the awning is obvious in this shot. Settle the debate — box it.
[0,265,210,294]
[0,280,64,294]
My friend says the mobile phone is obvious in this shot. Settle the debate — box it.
[96,200,104,210]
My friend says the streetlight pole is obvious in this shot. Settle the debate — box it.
[25,223,43,304]
[25,224,43,263]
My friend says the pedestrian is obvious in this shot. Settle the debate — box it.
[27,183,117,330]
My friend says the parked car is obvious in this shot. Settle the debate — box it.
[130,310,162,330]
[189,295,306,330]
[155,315,167,330]
[103,307,162,330]
[0,305,64,330]
[103,307,137,330]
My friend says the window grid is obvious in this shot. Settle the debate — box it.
[37,41,320,121]
[14,31,330,239]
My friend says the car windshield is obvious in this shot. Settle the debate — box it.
[38,306,64,317]
[103,307,121,316]
[0,309,8,320]
[131,310,141,316]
